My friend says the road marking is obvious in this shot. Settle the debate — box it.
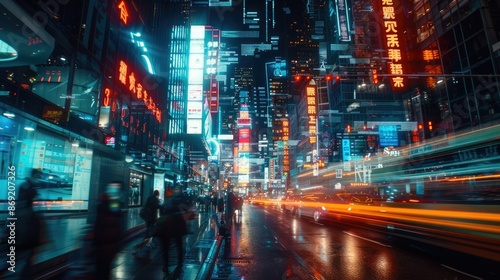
[343,231,392,247]
[441,264,483,279]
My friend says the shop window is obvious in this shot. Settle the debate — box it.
[0,114,93,211]
[129,171,143,206]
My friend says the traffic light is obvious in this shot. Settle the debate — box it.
[371,69,378,84]
[325,74,333,81]
[294,75,301,82]
[428,121,433,131]
[335,75,341,82]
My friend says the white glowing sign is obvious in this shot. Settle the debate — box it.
[336,0,352,42]
[187,26,205,135]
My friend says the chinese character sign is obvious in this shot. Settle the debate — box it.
[306,86,317,144]
[381,0,405,90]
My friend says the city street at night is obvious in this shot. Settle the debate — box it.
[2,0,500,279]
[208,202,499,280]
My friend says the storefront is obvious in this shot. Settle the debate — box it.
[0,109,93,210]
[0,105,133,212]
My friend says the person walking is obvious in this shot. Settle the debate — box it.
[226,190,236,222]
[154,193,188,277]
[93,181,125,280]
[135,189,161,252]
[217,194,225,221]
[3,169,46,280]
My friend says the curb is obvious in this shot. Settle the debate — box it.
[195,235,223,280]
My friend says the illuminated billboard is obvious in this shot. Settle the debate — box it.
[187,26,205,135]
[238,127,251,183]
[188,85,203,101]
[266,61,287,78]
[379,125,399,147]
[306,85,317,144]
[335,0,352,42]
[380,0,405,90]
[209,0,232,6]
[207,28,220,113]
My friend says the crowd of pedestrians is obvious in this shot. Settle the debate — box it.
[0,170,245,280]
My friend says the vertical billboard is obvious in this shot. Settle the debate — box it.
[207,28,220,113]
[306,84,317,144]
[238,127,251,184]
[187,26,205,134]
[380,0,406,91]
[335,0,352,42]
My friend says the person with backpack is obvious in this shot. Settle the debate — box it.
[134,190,161,253]
[154,193,189,276]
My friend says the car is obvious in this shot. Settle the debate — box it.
[294,192,380,222]
[336,193,381,206]
[37,172,71,188]
[281,194,301,214]
[295,193,340,222]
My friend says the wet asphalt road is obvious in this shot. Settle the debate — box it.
[212,202,498,280]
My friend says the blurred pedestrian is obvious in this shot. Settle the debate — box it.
[135,190,161,251]
[211,195,217,212]
[203,194,211,212]
[226,190,236,222]
[93,181,125,280]
[235,196,243,216]
[154,193,189,276]
[4,169,46,279]
[217,195,225,221]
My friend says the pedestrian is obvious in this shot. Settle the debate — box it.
[211,195,217,212]
[135,189,161,251]
[154,193,189,276]
[4,169,47,280]
[235,196,243,216]
[217,195,225,221]
[93,181,125,280]
[226,190,236,222]
[203,194,211,212]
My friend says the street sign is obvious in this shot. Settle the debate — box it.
[336,169,343,178]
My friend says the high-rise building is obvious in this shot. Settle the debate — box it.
[0,0,169,210]
[401,0,500,136]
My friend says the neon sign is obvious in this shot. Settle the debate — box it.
[306,85,317,144]
[283,120,289,172]
[117,1,129,25]
[336,0,352,42]
[382,0,405,89]
[103,88,111,106]
[118,60,162,123]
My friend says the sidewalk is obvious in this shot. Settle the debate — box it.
[0,208,146,279]
[1,207,225,280]
[106,209,220,280]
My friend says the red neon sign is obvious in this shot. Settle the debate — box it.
[117,1,129,25]
[118,60,162,123]
[103,88,111,106]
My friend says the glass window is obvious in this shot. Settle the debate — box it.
[0,113,92,211]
